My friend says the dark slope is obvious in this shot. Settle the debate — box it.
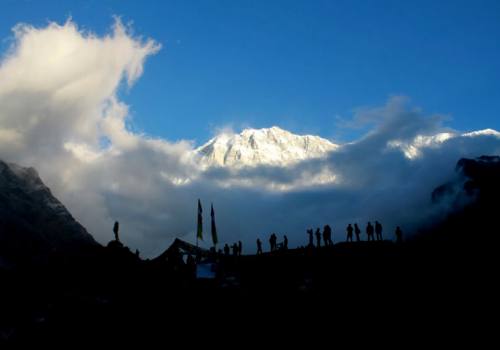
[0,160,98,265]
[426,155,500,244]
[2,156,499,344]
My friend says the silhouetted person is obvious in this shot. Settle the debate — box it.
[232,243,238,256]
[346,224,354,242]
[307,228,314,247]
[395,226,403,243]
[354,223,361,242]
[315,228,321,248]
[257,239,263,255]
[238,241,243,256]
[135,249,140,258]
[366,222,375,241]
[269,233,277,252]
[113,221,120,242]
[375,221,383,241]
[283,235,289,250]
[323,225,333,246]
[224,243,230,256]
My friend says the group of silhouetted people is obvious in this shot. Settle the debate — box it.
[223,241,243,256]
[306,225,334,248]
[217,221,403,257]
[345,221,403,243]
[258,233,289,253]
[350,220,384,242]
[305,221,403,246]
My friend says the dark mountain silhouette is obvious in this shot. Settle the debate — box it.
[426,155,500,244]
[1,156,498,344]
[432,155,500,204]
[0,160,98,266]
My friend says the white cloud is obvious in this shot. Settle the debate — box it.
[1,19,499,257]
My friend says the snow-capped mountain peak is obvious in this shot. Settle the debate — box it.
[196,126,339,168]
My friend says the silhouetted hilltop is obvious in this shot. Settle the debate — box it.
[1,156,498,344]
[0,160,98,266]
[427,155,500,244]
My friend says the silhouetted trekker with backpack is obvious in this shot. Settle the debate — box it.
[113,221,120,242]
[366,222,375,241]
[224,244,230,256]
[307,228,314,247]
[315,228,321,248]
[238,241,243,256]
[354,223,361,242]
[375,221,383,241]
[283,235,289,250]
[257,238,263,254]
[232,243,238,256]
[346,224,354,242]
[323,225,333,246]
[395,226,403,243]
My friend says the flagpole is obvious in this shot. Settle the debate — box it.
[196,200,198,247]
[197,199,202,248]
[211,203,218,251]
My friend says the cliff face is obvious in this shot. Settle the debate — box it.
[0,160,98,265]
[427,155,500,244]
[432,155,500,204]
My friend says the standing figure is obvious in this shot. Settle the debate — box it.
[346,224,354,242]
[375,221,383,241]
[224,243,230,256]
[283,235,289,250]
[354,223,361,242]
[323,225,333,246]
[113,221,120,242]
[366,222,375,241]
[269,233,278,252]
[238,241,243,256]
[395,226,403,243]
[315,228,321,248]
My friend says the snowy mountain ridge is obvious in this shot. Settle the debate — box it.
[196,126,339,168]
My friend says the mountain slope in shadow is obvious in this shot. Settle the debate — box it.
[0,160,98,266]
[426,155,500,244]
[1,156,498,344]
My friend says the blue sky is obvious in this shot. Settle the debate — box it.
[2,0,500,144]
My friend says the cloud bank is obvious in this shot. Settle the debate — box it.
[1,19,499,257]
